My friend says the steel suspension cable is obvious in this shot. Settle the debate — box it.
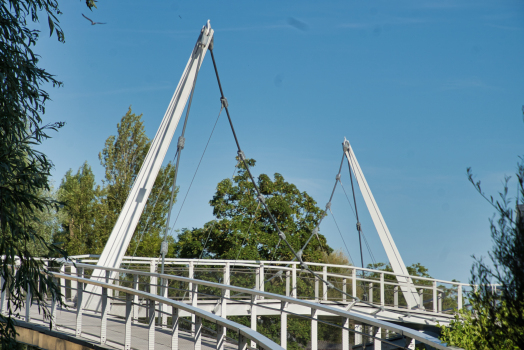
[160,47,205,275]
[198,162,239,262]
[345,147,365,270]
[168,103,224,236]
[328,207,355,265]
[208,48,387,309]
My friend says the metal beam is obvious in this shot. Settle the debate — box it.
[343,138,419,309]
[84,21,214,310]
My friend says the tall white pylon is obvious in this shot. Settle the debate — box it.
[343,138,420,310]
[83,21,214,310]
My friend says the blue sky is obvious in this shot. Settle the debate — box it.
[35,0,524,283]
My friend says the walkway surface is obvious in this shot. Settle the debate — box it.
[23,304,237,350]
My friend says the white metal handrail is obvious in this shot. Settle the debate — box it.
[59,262,460,350]
[21,270,284,350]
[71,255,479,315]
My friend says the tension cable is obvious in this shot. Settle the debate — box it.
[208,48,387,310]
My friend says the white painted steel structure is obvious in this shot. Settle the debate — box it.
[343,138,419,310]
[84,21,214,310]
[9,260,466,350]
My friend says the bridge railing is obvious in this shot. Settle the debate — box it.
[71,255,481,316]
[5,266,283,350]
[43,260,462,350]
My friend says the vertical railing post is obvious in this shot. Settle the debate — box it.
[418,289,424,309]
[171,307,179,350]
[280,301,287,349]
[188,261,195,336]
[342,278,347,302]
[323,265,328,301]
[314,277,319,302]
[70,263,77,302]
[354,324,362,346]
[195,315,202,350]
[311,308,318,350]
[405,337,415,350]
[133,274,139,324]
[125,294,132,350]
[374,327,382,350]
[192,284,198,337]
[238,332,248,350]
[0,276,7,315]
[286,270,290,297]
[250,294,257,349]
[218,262,229,350]
[342,317,349,350]
[259,262,265,300]
[394,286,398,308]
[433,281,437,313]
[161,277,167,328]
[458,284,463,310]
[100,270,109,345]
[50,293,57,330]
[25,285,31,322]
[148,297,155,350]
[291,263,297,298]
[352,268,357,298]
[438,291,443,313]
[380,273,384,306]
[368,283,373,303]
[150,259,158,325]
[60,264,66,299]
[75,267,83,337]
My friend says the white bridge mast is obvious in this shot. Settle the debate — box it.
[84,21,214,310]
[343,138,420,309]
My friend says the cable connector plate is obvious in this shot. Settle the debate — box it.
[278,231,286,240]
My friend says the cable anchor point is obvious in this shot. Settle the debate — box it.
[220,97,228,109]
[342,138,350,153]
[177,136,185,150]
[237,150,245,161]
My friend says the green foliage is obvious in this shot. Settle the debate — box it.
[174,159,335,348]
[440,117,524,349]
[0,0,90,345]
[54,107,178,257]
[440,301,522,350]
[54,163,102,255]
[174,158,331,262]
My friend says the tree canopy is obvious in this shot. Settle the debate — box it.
[54,107,178,258]
[174,158,332,262]
[0,0,97,346]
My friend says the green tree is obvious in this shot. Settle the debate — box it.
[27,186,63,257]
[97,107,178,257]
[174,158,332,349]
[175,158,331,262]
[55,162,102,255]
[0,0,96,346]
[440,116,524,349]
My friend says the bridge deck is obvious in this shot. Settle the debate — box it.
[24,304,236,350]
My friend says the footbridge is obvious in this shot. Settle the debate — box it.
[4,21,470,350]
[7,255,469,350]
